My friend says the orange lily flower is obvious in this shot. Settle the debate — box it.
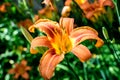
[8,60,31,79]
[38,7,54,19]
[29,18,104,79]
[0,2,10,13]
[74,0,114,20]
[38,0,57,19]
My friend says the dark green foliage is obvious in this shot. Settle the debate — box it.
[0,0,120,80]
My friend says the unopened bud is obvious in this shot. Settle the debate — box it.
[102,27,109,40]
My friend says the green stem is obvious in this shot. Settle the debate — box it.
[96,57,106,80]
[83,63,88,80]
[106,41,120,65]
[113,0,120,25]
[102,26,120,65]
[65,57,79,80]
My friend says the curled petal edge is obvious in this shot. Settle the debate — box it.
[39,49,64,79]
[72,44,92,62]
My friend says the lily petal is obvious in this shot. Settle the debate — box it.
[71,44,92,62]
[29,19,61,39]
[39,49,64,79]
[70,26,104,47]
[75,0,87,5]
[42,0,54,10]
[25,66,31,71]
[21,60,27,66]
[21,72,29,79]
[30,36,52,54]
[99,0,114,8]
[42,0,51,6]
[30,48,38,54]
[86,11,95,19]
[59,18,74,35]
[14,73,20,79]
[70,26,98,36]
[8,69,15,74]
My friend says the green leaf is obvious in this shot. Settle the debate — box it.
[20,26,33,43]
[56,64,69,72]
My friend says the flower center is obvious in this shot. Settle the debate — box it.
[51,33,72,55]
[15,65,25,75]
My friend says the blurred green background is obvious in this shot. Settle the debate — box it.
[0,0,120,80]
